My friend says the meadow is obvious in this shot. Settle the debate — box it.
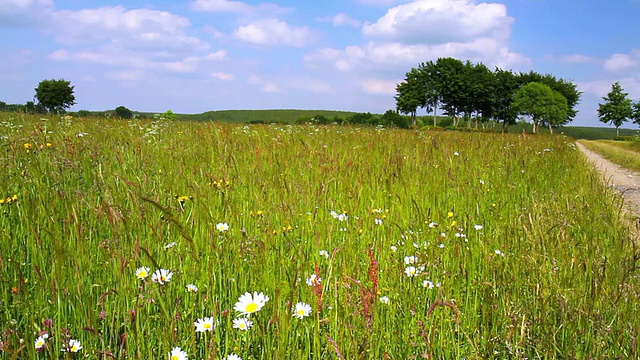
[0,114,639,359]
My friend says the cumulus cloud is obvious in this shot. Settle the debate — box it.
[360,78,398,95]
[603,51,640,72]
[577,77,640,99]
[0,0,53,26]
[234,19,312,47]
[51,6,209,52]
[362,0,514,45]
[560,54,598,64]
[190,0,290,16]
[317,13,361,28]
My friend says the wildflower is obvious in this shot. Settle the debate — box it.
[175,195,190,204]
[216,222,229,232]
[319,250,329,259]
[292,302,312,319]
[374,218,383,225]
[404,266,421,277]
[306,274,321,286]
[169,346,188,360]
[233,291,270,316]
[337,213,348,222]
[62,339,82,353]
[151,269,173,285]
[224,354,243,360]
[24,143,32,149]
[390,245,398,253]
[474,224,484,231]
[447,211,454,218]
[194,317,215,332]
[438,243,445,248]
[428,221,438,228]
[379,296,390,304]
[135,267,150,280]
[186,284,198,292]
[422,280,434,289]
[495,249,505,257]
[403,255,417,265]
[453,151,459,156]
[35,334,48,350]
[164,242,178,249]
[232,317,253,330]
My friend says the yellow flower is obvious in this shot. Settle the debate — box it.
[24,143,32,149]
[447,211,454,218]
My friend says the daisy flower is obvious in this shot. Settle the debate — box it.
[194,317,215,332]
[135,266,150,280]
[186,284,198,292]
[403,255,417,265]
[474,224,484,231]
[292,302,312,319]
[169,346,188,360]
[233,291,270,316]
[164,242,178,249]
[216,222,229,232]
[224,354,243,360]
[35,334,48,350]
[232,317,253,330]
[151,269,173,285]
[319,250,329,259]
[374,218,383,225]
[306,274,321,286]
[422,280,435,289]
[404,266,421,277]
[61,339,82,353]
[379,296,390,304]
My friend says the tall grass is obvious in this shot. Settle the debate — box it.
[0,114,638,359]
[579,140,640,172]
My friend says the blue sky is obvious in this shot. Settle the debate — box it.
[1,0,639,127]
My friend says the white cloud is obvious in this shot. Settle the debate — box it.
[560,54,598,64]
[0,0,53,26]
[603,51,640,72]
[578,77,640,99]
[211,72,234,80]
[360,78,398,95]
[190,0,290,16]
[51,6,209,52]
[317,13,361,28]
[234,19,312,47]
[362,0,514,45]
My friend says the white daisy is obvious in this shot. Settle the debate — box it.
[194,317,215,332]
[61,339,82,353]
[292,302,312,319]
[232,317,253,331]
[404,266,421,277]
[35,334,48,350]
[306,274,321,286]
[216,222,229,232]
[403,255,417,264]
[379,296,390,304]
[233,291,270,316]
[135,266,150,280]
[224,354,243,360]
[319,250,329,259]
[186,284,198,292]
[151,269,173,285]
[168,346,188,360]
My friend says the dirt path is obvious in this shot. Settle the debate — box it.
[576,142,640,218]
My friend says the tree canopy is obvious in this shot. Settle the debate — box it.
[597,82,633,137]
[394,57,581,132]
[34,79,76,114]
[115,106,133,119]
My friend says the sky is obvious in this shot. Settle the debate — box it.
[1,0,639,127]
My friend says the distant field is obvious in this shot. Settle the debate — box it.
[1,113,638,359]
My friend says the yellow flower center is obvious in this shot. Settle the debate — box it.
[161,276,166,281]
[36,340,44,347]
[297,309,305,316]
[70,345,78,352]
[172,356,179,360]
[245,302,259,313]
[139,271,146,277]
[204,323,211,329]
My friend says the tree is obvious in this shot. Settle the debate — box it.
[597,82,633,137]
[512,82,556,134]
[381,109,410,128]
[543,91,569,134]
[395,68,423,127]
[34,79,76,113]
[632,101,640,127]
[493,68,519,133]
[115,106,133,119]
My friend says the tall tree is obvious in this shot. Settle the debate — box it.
[115,105,133,119]
[597,82,633,137]
[542,90,569,134]
[512,82,556,134]
[34,79,76,114]
[493,68,519,133]
[434,57,465,126]
[395,68,423,126]
[632,101,640,127]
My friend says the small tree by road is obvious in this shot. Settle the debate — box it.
[597,82,633,137]
[34,79,76,114]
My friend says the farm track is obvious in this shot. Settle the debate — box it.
[576,141,640,221]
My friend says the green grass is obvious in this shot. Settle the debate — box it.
[0,113,639,359]
[579,140,640,172]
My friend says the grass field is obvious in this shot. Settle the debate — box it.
[0,114,639,359]
[579,139,640,172]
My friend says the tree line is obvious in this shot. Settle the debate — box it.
[395,57,582,133]
[597,82,640,137]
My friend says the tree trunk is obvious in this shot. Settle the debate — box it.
[616,127,619,137]
[548,123,553,134]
